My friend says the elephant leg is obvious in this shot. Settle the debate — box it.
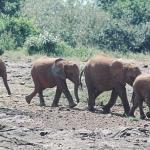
[87,88,100,112]
[25,89,37,104]
[2,75,11,95]
[146,98,150,118]
[129,95,139,117]
[130,92,135,104]
[139,100,146,119]
[102,89,118,114]
[115,84,130,116]
[38,90,45,106]
[56,79,76,108]
[51,87,62,107]
[87,87,95,112]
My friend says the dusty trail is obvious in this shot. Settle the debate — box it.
[0,55,150,149]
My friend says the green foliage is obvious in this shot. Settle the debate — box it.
[5,17,38,47]
[97,0,150,25]
[0,0,23,16]
[98,22,136,52]
[1,0,150,54]
[0,0,37,53]
[22,0,109,48]
[24,31,64,55]
[21,0,150,53]
[0,31,16,51]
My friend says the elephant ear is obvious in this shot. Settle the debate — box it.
[110,60,124,83]
[51,58,66,80]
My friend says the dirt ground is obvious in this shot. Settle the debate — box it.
[0,55,150,150]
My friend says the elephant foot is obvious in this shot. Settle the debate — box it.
[102,106,110,114]
[25,96,31,104]
[88,106,95,112]
[69,102,77,108]
[128,112,135,118]
[7,91,11,95]
[140,115,146,120]
[40,102,46,107]
[146,112,150,118]
[123,111,130,117]
[51,103,59,107]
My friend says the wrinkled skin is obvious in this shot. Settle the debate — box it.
[0,59,11,95]
[81,55,141,115]
[25,57,80,108]
[130,74,150,119]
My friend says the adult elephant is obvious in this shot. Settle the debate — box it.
[0,59,11,95]
[26,57,80,108]
[80,55,141,115]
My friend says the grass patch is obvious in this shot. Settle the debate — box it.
[129,116,139,122]
[2,47,150,63]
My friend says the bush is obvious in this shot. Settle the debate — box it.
[5,17,38,47]
[24,31,65,55]
[0,0,23,16]
[24,36,41,55]
[98,23,135,52]
[0,31,16,51]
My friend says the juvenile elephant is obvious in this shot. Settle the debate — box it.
[0,59,11,95]
[25,57,80,108]
[129,74,150,119]
[80,55,141,115]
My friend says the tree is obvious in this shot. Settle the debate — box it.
[0,0,23,16]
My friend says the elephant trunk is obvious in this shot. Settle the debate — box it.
[3,75,11,95]
[74,84,79,103]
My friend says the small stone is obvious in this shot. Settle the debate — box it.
[143,65,148,68]
[59,129,63,131]
[58,115,62,118]
[20,82,25,85]
[142,139,147,143]
[40,131,48,136]
[144,124,149,128]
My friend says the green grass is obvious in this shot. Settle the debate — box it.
[2,47,150,62]
[128,116,139,122]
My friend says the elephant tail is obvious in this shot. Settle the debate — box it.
[79,68,84,90]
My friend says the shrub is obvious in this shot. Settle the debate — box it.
[0,0,23,16]
[5,17,38,47]
[24,36,41,55]
[24,31,65,55]
[98,24,135,52]
[0,31,16,51]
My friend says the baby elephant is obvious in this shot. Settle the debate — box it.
[130,74,150,119]
[26,57,80,108]
[81,55,141,115]
[0,59,11,95]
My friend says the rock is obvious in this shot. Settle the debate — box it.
[40,131,48,136]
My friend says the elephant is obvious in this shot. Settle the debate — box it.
[129,74,150,119]
[25,57,80,108]
[0,59,11,95]
[80,55,141,115]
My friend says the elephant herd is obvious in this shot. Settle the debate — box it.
[1,54,150,119]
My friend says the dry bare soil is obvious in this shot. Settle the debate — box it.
[0,55,150,150]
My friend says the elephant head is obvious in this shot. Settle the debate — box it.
[110,60,141,86]
[52,58,80,103]
[124,64,141,86]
